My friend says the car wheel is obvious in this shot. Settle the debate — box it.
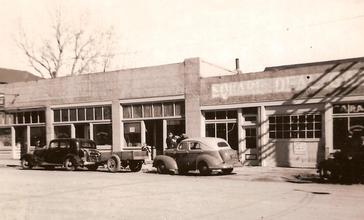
[156,161,167,174]
[221,168,233,174]
[198,162,211,176]
[64,157,77,171]
[87,164,99,171]
[21,157,33,169]
[107,155,121,172]
[129,161,143,172]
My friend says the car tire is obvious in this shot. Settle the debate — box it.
[87,164,99,171]
[107,155,121,172]
[156,161,167,174]
[64,157,77,171]
[221,168,233,174]
[198,162,211,176]
[21,157,33,169]
[129,161,143,172]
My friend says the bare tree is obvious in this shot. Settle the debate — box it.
[16,9,116,78]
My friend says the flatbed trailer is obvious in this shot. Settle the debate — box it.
[100,150,149,172]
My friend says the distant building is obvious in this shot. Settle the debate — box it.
[0,57,363,168]
[0,68,40,84]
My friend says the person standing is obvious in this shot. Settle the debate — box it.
[166,132,174,149]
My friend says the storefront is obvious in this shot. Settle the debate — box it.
[0,57,363,168]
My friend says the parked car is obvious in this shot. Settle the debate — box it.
[20,138,102,171]
[153,137,239,175]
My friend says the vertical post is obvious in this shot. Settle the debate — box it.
[45,106,54,146]
[26,125,31,153]
[323,103,333,159]
[11,126,17,159]
[141,121,146,146]
[259,106,268,166]
[89,123,94,140]
[70,124,76,138]
[163,119,167,149]
[112,100,122,152]
[200,111,206,137]
[237,109,244,162]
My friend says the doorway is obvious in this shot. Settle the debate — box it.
[15,126,27,156]
[145,120,163,157]
[75,123,90,139]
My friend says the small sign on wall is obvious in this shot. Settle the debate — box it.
[129,127,135,133]
[293,142,306,155]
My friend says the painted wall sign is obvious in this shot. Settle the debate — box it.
[333,103,364,114]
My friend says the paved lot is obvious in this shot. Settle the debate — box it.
[0,165,363,220]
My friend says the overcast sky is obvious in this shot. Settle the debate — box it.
[1,0,364,76]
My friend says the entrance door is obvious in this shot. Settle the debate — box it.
[75,123,90,139]
[15,126,27,156]
[145,120,163,157]
[242,125,260,165]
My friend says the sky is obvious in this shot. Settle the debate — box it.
[0,0,364,77]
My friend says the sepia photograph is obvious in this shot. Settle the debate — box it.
[0,0,364,219]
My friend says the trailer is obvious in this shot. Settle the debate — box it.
[101,150,149,172]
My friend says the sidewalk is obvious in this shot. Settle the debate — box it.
[1,159,318,183]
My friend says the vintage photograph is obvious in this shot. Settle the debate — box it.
[0,0,364,219]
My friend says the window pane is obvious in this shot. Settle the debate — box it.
[205,112,215,120]
[17,112,24,124]
[242,107,257,115]
[227,111,237,119]
[333,118,348,149]
[93,124,112,145]
[95,107,102,120]
[227,123,238,150]
[78,108,85,121]
[216,123,227,140]
[30,127,46,147]
[269,116,275,123]
[143,104,152,118]
[124,123,141,147]
[123,105,132,119]
[61,109,69,122]
[6,114,15,124]
[175,102,184,116]
[276,116,283,123]
[163,103,174,117]
[153,104,162,117]
[245,116,256,122]
[269,131,276,138]
[103,106,112,120]
[54,126,71,138]
[0,128,11,146]
[75,124,90,139]
[39,111,45,123]
[86,108,94,120]
[69,109,77,121]
[31,112,38,123]
[206,124,215,137]
[0,112,5,124]
[216,111,226,119]
[24,112,31,123]
[133,105,142,118]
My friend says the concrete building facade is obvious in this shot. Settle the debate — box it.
[0,57,363,168]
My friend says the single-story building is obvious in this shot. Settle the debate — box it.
[0,57,363,167]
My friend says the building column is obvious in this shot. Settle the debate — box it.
[112,100,122,152]
[162,119,167,148]
[200,112,206,137]
[323,103,333,159]
[237,109,244,162]
[11,126,17,159]
[45,106,54,146]
[259,106,268,166]
[26,125,31,153]
[89,123,94,140]
[141,121,146,146]
[70,124,76,138]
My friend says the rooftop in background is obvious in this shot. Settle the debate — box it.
[0,68,40,84]
[264,56,364,71]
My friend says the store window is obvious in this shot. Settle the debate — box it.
[333,102,364,149]
[204,110,238,150]
[54,126,71,138]
[30,127,46,147]
[124,122,141,147]
[268,114,322,139]
[167,120,185,136]
[1,111,45,125]
[0,128,11,147]
[122,101,184,119]
[93,124,112,145]
[54,105,111,122]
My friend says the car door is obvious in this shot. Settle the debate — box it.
[57,140,71,163]
[175,141,190,170]
[188,141,203,169]
[45,140,59,163]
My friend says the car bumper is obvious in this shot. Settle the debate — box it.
[209,162,234,170]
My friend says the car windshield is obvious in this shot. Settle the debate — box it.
[217,141,229,148]
[80,141,96,149]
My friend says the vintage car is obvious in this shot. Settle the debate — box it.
[153,137,239,175]
[20,138,102,171]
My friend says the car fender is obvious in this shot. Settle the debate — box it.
[20,153,34,162]
[64,154,81,164]
[196,154,221,168]
[153,155,178,170]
